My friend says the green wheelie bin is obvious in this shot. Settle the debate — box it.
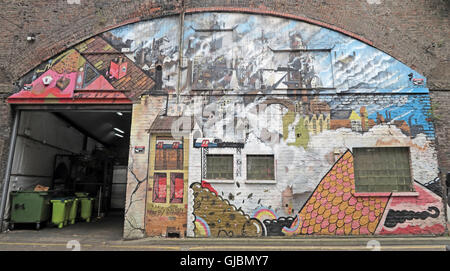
[50,198,73,228]
[68,198,79,225]
[9,191,51,230]
[63,198,74,226]
[79,197,94,222]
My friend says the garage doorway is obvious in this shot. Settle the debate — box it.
[3,104,131,240]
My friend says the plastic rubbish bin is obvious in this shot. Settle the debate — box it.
[79,197,94,222]
[63,198,74,226]
[9,191,51,230]
[50,198,73,228]
[50,198,67,228]
[75,192,89,198]
[68,198,79,225]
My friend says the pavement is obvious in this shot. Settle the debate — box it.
[0,211,449,251]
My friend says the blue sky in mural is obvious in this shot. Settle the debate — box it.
[333,42,428,93]
[367,95,434,138]
[184,13,427,93]
[106,12,428,95]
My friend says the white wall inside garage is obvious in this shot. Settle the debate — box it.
[9,111,99,191]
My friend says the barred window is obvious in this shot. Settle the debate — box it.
[206,154,234,180]
[247,155,275,180]
[353,147,413,193]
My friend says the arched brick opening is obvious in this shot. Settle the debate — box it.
[0,3,449,239]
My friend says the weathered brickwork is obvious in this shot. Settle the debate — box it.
[430,90,450,201]
[0,88,12,200]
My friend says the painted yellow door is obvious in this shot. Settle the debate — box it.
[145,135,189,237]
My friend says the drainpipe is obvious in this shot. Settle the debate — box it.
[0,109,21,232]
[176,0,185,104]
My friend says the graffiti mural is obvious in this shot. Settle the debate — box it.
[145,135,189,237]
[8,36,154,104]
[277,151,445,237]
[183,90,442,237]
[282,151,389,236]
[280,151,445,236]
[102,16,180,93]
[375,182,446,235]
[10,11,445,238]
[180,12,427,95]
[252,208,296,236]
[191,182,265,237]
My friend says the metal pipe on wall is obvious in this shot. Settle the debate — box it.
[0,109,21,232]
[176,0,185,104]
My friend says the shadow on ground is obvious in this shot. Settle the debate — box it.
[1,210,124,244]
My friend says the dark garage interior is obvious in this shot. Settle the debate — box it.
[4,107,131,239]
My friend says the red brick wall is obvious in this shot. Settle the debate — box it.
[430,90,450,197]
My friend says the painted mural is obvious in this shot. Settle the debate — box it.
[282,151,389,236]
[191,182,265,237]
[189,150,445,237]
[177,13,444,237]
[178,12,427,95]
[8,36,155,104]
[375,182,446,235]
[10,12,446,238]
[102,16,180,94]
[281,151,445,236]
[144,135,190,238]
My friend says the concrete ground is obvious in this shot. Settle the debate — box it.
[0,211,449,251]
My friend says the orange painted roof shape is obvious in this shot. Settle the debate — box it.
[283,151,389,236]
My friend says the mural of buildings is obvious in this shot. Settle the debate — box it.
[102,16,180,93]
[8,12,446,239]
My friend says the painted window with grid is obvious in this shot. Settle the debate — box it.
[353,147,413,193]
[206,154,234,180]
[247,155,275,180]
[154,139,183,170]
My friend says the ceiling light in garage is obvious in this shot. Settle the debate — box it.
[114,127,125,134]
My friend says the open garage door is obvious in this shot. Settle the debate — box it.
[0,34,155,238]
[2,105,132,238]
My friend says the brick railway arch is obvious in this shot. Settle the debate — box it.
[1,5,449,239]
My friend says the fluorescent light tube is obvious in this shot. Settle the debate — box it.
[114,127,125,134]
